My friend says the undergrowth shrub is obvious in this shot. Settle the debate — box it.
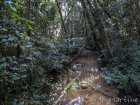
[102,42,140,92]
[0,25,64,104]
[58,37,86,55]
[0,31,72,104]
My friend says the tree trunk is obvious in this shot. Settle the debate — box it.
[55,0,67,35]
[92,0,113,56]
[80,0,101,52]
[0,0,3,20]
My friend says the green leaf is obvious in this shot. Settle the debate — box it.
[17,100,25,105]
[20,64,28,69]
[4,0,13,5]
[12,98,17,105]
[1,39,7,43]
[10,6,17,12]
[10,12,21,20]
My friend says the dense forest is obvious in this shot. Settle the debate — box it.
[0,0,140,105]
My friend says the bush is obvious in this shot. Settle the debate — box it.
[102,42,140,91]
[58,37,86,55]
[33,41,71,71]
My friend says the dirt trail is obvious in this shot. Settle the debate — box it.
[53,51,119,105]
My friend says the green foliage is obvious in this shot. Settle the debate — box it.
[33,39,71,71]
[103,42,140,91]
[4,0,34,31]
[0,0,62,104]
[1,0,140,104]
[59,37,86,55]
[0,21,31,57]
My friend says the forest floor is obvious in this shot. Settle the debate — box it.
[51,51,120,105]
[67,52,118,105]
